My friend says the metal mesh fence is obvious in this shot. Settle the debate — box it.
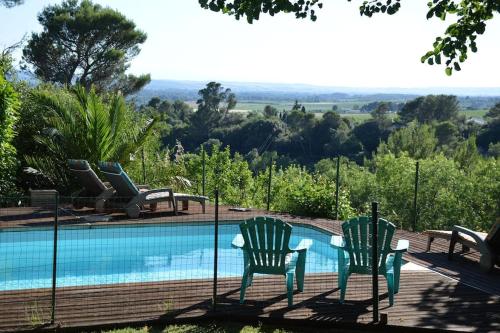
[0,191,398,331]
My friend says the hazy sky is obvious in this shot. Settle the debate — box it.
[1,0,500,88]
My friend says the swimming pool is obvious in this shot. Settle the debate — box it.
[0,222,340,291]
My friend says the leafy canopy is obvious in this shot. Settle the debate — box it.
[0,0,23,8]
[25,85,156,189]
[0,66,20,194]
[23,0,149,95]
[198,0,500,75]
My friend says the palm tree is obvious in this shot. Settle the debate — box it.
[25,85,156,191]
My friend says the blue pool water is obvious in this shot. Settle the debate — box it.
[0,222,339,291]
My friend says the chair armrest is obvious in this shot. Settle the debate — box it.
[330,235,346,249]
[452,225,487,243]
[232,234,244,249]
[291,239,313,253]
[452,225,490,254]
[392,239,409,253]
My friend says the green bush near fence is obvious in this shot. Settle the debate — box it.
[125,142,499,232]
[0,68,20,196]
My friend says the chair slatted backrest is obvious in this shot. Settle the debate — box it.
[341,216,396,274]
[239,216,292,274]
[486,221,500,255]
[68,159,107,196]
[98,162,139,199]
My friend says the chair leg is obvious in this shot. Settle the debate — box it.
[448,230,459,261]
[386,273,395,306]
[480,254,494,273]
[393,253,403,294]
[296,252,306,291]
[337,249,345,289]
[247,273,254,287]
[125,204,140,218]
[286,272,294,307]
[340,272,349,303]
[173,199,178,215]
[426,236,434,252]
[240,271,250,304]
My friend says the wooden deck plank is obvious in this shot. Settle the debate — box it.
[0,272,498,332]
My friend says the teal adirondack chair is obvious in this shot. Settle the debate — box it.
[330,216,409,306]
[232,216,313,306]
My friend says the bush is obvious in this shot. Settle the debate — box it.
[0,69,20,195]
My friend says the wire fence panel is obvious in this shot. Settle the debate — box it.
[1,181,480,331]
[0,197,55,330]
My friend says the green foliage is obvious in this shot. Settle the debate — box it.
[198,0,323,23]
[434,121,459,148]
[485,102,500,120]
[488,142,500,158]
[270,165,354,219]
[398,95,459,124]
[385,122,438,159]
[0,68,20,194]
[453,136,480,169]
[25,85,155,190]
[0,0,23,8]
[202,145,253,206]
[23,0,149,95]
[189,82,237,142]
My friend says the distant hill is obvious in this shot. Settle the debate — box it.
[135,79,500,108]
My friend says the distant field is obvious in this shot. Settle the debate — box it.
[236,100,381,113]
[462,109,488,118]
[231,101,488,121]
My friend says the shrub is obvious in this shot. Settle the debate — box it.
[0,69,20,195]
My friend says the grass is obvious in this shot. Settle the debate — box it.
[103,323,289,333]
[99,322,364,333]
[25,301,46,327]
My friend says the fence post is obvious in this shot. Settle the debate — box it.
[51,193,59,324]
[141,148,146,184]
[202,149,206,197]
[412,161,419,231]
[334,156,340,220]
[266,158,273,211]
[212,189,219,311]
[371,202,379,323]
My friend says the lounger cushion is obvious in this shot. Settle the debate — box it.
[173,193,208,202]
[68,159,91,171]
[145,192,172,201]
[98,161,139,197]
[68,159,107,195]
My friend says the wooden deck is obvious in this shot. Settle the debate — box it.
[0,203,499,332]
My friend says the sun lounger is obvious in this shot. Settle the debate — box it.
[424,222,500,272]
[98,161,208,218]
[68,159,114,211]
[97,161,176,218]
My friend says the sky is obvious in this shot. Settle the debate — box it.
[1,0,500,89]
